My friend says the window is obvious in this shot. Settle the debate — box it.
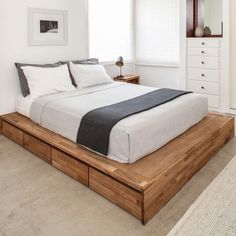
[88,0,134,62]
[135,0,180,64]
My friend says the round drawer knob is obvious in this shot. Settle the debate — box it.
[202,42,205,45]
[201,51,205,54]
[201,61,205,64]
[201,74,205,77]
[201,86,205,89]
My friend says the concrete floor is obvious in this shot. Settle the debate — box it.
[0,135,236,236]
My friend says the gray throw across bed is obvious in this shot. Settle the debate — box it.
[77,88,192,155]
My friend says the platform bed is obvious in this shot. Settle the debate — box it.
[0,112,234,224]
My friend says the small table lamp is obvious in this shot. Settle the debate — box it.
[115,56,124,78]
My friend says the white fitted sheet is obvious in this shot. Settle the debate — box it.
[16,83,208,163]
[15,95,33,117]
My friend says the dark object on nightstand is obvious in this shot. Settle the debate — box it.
[114,75,140,84]
[115,56,124,79]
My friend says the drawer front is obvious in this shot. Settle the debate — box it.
[24,133,51,164]
[89,167,142,219]
[188,56,219,69]
[188,68,219,82]
[188,48,219,57]
[188,80,219,95]
[188,39,220,48]
[52,148,88,186]
[2,121,23,146]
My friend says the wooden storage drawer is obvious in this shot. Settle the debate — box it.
[188,68,219,82]
[52,148,88,186]
[188,80,219,95]
[89,167,142,219]
[24,133,51,164]
[188,48,220,57]
[2,121,23,146]
[188,39,220,48]
[188,56,219,69]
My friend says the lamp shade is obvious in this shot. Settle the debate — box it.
[115,56,124,67]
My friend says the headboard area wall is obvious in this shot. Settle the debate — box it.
[0,0,88,115]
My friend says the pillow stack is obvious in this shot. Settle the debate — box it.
[15,58,113,99]
[21,65,75,100]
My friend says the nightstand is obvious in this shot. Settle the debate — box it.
[113,75,140,84]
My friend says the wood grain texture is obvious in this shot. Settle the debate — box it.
[89,167,143,219]
[52,148,89,186]
[114,75,140,84]
[1,112,234,224]
[187,0,194,37]
[24,133,52,164]
[142,113,234,223]
[0,116,2,135]
[2,121,23,146]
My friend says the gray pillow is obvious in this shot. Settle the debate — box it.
[72,58,99,64]
[15,62,64,97]
[60,58,99,65]
[60,58,99,87]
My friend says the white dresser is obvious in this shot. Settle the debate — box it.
[187,38,220,108]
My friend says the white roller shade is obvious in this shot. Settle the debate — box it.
[89,0,134,62]
[135,0,180,64]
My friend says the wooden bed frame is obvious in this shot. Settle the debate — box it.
[0,112,234,224]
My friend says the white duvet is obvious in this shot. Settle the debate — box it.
[16,82,208,163]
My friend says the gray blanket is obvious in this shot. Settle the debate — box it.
[77,88,192,155]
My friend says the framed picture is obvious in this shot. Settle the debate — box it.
[29,8,68,46]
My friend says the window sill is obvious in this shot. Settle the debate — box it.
[135,61,180,68]
[100,60,135,66]
[99,60,180,68]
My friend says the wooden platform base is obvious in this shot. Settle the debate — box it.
[0,112,234,224]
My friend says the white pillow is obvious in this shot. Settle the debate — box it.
[69,62,113,88]
[21,64,75,99]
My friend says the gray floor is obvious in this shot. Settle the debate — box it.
[0,135,236,236]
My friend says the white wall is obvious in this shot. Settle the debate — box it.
[230,0,236,109]
[135,0,187,90]
[0,0,88,115]
[204,0,222,35]
[136,65,180,88]
[219,0,231,112]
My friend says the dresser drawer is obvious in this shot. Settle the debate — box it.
[2,121,23,146]
[188,39,220,48]
[188,56,219,69]
[24,133,52,164]
[188,68,219,82]
[188,48,219,57]
[188,80,219,95]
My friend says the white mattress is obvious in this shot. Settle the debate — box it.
[16,83,208,163]
[16,94,33,117]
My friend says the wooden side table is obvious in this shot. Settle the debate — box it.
[113,75,140,84]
